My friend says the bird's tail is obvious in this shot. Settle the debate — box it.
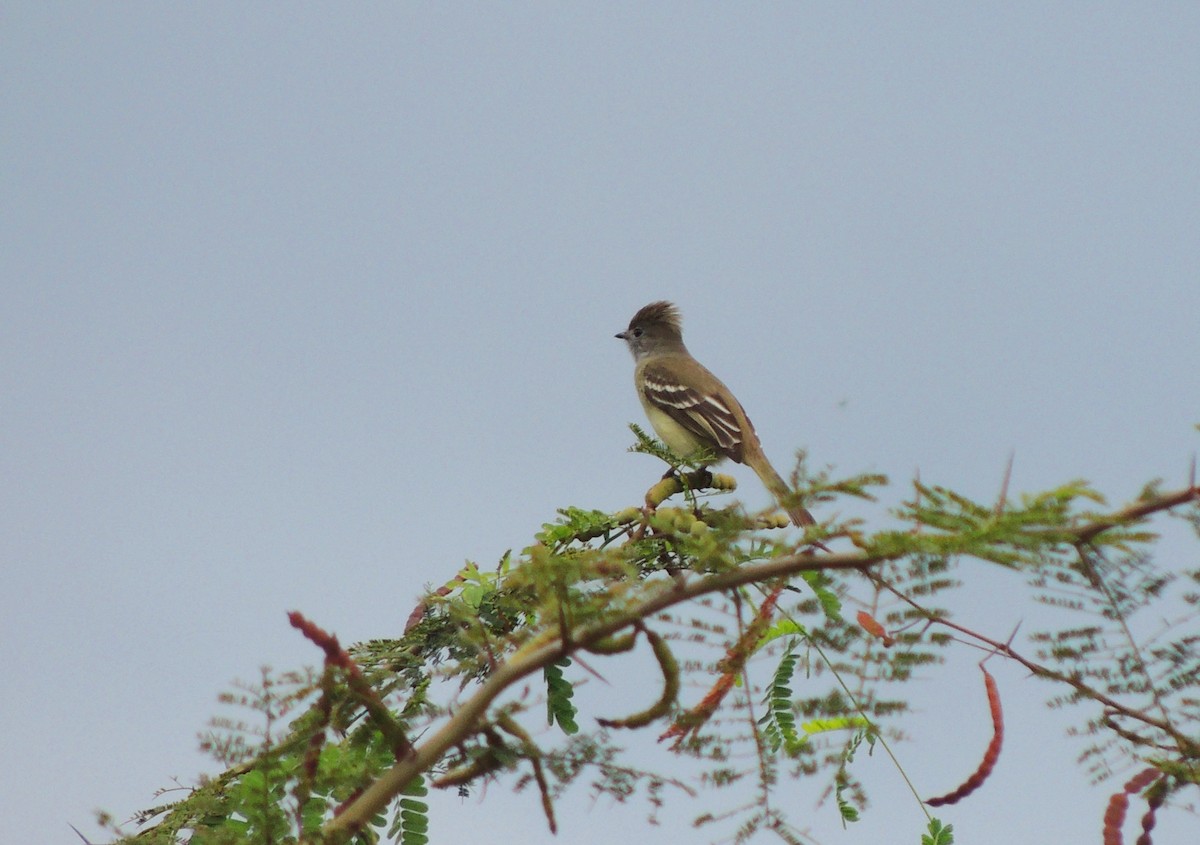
[749,452,816,528]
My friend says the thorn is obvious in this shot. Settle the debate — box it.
[571,653,611,685]
[995,452,1015,516]
[69,825,96,845]
[1004,620,1022,648]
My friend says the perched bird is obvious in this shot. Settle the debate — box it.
[616,301,816,527]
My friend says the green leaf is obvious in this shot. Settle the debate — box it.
[757,619,807,648]
[544,656,580,734]
[921,818,954,845]
[800,716,870,736]
[798,570,842,620]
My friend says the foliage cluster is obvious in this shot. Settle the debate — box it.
[103,431,1199,844]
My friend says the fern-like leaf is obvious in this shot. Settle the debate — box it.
[545,657,579,734]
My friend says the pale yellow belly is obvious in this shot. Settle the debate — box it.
[639,398,727,464]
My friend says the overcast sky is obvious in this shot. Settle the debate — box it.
[3,4,1198,844]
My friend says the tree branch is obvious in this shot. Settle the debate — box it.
[321,548,878,840]
[321,482,1199,840]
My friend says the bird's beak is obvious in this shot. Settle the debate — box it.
[614,331,627,340]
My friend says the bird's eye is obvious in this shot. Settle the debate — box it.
[632,327,643,337]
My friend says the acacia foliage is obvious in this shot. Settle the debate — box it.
[107,438,1199,845]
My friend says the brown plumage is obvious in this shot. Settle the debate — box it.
[616,301,815,527]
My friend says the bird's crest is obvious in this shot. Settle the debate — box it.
[629,300,682,333]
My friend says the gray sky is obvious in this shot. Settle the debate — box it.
[3,4,1198,843]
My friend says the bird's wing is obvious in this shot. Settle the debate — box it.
[640,362,746,462]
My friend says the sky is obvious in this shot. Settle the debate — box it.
[3,3,1198,844]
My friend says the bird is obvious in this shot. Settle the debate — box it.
[615,300,817,528]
